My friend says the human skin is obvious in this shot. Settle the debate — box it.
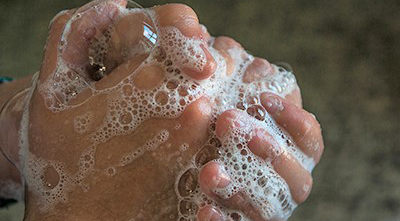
[0,1,324,220]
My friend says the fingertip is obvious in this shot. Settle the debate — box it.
[261,92,324,162]
[243,57,274,83]
[247,129,281,160]
[284,86,302,107]
[273,153,313,204]
[197,205,224,221]
[298,177,313,204]
[289,166,313,204]
[62,0,122,66]
[260,92,285,116]
[178,97,212,139]
[219,50,234,76]
[116,0,128,7]
[183,44,217,80]
[200,24,212,42]
[154,4,215,80]
[199,162,231,194]
[313,135,324,164]
[213,36,243,51]
[154,3,201,38]
[40,10,75,80]
[215,109,246,138]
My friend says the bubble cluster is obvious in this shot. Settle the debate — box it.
[157,27,207,73]
[214,125,296,220]
[75,145,96,186]
[73,112,93,134]
[25,155,71,212]
[88,67,202,144]
[40,66,92,112]
[174,111,303,220]
[118,130,169,167]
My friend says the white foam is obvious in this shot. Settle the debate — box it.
[25,155,71,212]
[73,112,93,134]
[118,130,169,167]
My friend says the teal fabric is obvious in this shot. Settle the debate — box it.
[0,77,13,84]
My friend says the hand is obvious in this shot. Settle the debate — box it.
[21,1,218,220]
[197,92,323,221]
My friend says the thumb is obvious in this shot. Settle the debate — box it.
[39,0,127,83]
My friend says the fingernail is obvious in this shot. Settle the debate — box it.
[234,112,247,128]
[211,166,231,189]
[263,94,284,115]
[207,208,224,221]
[202,44,217,74]
[217,110,244,138]
[183,44,216,80]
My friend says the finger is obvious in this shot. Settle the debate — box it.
[248,128,313,204]
[260,93,324,163]
[284,86,302,107]
[153,4,216,80]
[200,24,212,44]
[62,0,126,67]
[242,58,302,107]
[40,0,127,81]
[242,57,303,107]
[243,58,274,83]
[199,161,231,195]
[213,36,243,51]
[216,109,313,203]
[40,10,75,81]
[199,162,266,221]
[213,36,244,76]
[154,3,201,38]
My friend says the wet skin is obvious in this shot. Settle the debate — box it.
[0,1,324,220]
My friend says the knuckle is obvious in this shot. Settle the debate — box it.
[297,110,324,162]
[299,111,320,138]
[165,3,197,17]
[49,10,72,30]
[175,3,195,12]
[298,174,313,203]
[214,36,242,51]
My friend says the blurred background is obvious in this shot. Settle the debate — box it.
[0,0,399,220]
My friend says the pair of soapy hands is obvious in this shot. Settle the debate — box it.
[23,0,324,220]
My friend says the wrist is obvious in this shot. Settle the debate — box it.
[0,75,32,110]
[0,75,33,201]
[0,76,32,164]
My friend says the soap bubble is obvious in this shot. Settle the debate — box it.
[84,0,158,81]
[48,0,159,109]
